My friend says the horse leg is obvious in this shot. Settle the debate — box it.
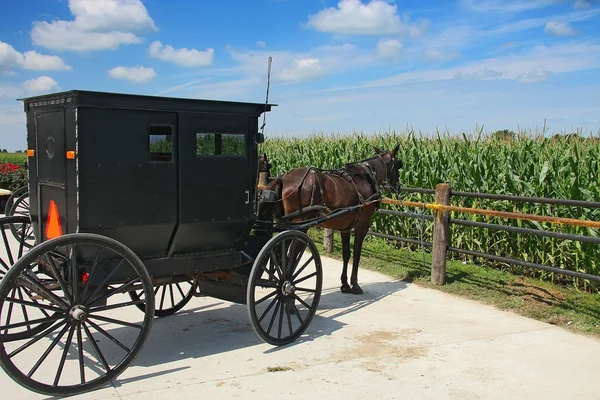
[340,231,352,293]
[350,223,369,295]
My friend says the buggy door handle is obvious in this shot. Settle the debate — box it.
[245,190,250,204]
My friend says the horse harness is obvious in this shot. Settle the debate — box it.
[279,158,385,231]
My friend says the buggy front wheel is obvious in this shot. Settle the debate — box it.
[0,233,155,397]
[247,230,322,346]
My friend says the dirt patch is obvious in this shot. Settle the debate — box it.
[508,278,566,306]
[333,328,427,375]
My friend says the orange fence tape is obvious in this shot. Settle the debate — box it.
[257,182,600,229]
[381,198,600,230]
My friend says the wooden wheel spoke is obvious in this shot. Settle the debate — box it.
[260,263,280,283]
[53,324,75,387]
[285,303,293,336]
[159,285,166,310]
[293,271,318,286]
[79,247,103,302]
[258,294,280,323]
[44,253,72,305]
[20,273,70,310]
[90,299,144,313]
[266,298,281,335]
[4,296,64,313]
[256,289,278,305]
[86,319,132,353]
[88,314,143,329]
[9,320,67,358]
[87,277,141,308]
[175,282,186,298]
[77,324,85,384]
[277,300,284,339]
[1,228,14,265]
[292,293,313,310]
[2,314,64,332]
[27,322,70,378]
[81,258,126,305]
[294,287,316,294]
[82,322,111,373]
[292,255,315,281]
[169,284,175,309]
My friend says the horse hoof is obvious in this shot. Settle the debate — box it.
[341,285,352,293]
[351,286,363,295]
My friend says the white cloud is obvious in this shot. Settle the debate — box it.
[327,42,600,90]
[0,41,71,72]
[376,39,403,59]
[460,0,560,13]
[517,66,552,82]
[306,0,428,36]
[544,21,576,36]
[31,0,157,52]
[453,68,503,80]
[108,66,156,83]
[573,0,591,8]
[276,58,325,82]
[256,41,266,48]
[21,76,60,95]
[225,43,372,83]
[149,41,214,67]
[423,48,459,61]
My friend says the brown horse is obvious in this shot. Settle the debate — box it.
[258,145,402,295]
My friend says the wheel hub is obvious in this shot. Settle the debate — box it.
[281,281,295,296]
[69,305,88,322]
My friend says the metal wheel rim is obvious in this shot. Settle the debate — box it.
[247,230,322,346]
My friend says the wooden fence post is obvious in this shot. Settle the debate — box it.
[431,183,451,285]
[323,228,334,253]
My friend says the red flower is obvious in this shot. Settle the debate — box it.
[0,163,23,175]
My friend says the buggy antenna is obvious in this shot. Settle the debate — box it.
[260,56,272,136]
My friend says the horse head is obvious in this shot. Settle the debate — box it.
[259,153,272,174]
[369,144,403,193]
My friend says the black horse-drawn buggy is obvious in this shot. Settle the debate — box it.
[0,90,326,396]
[0,89,402,397]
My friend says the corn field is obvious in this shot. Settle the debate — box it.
[261,129,600,291]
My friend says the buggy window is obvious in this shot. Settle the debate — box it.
[149,125,173,162]
[196,132,245,157]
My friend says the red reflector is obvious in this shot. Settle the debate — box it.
[46,200,63,239]
[82,272,89,285]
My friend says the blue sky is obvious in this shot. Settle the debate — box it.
[1,0,599,151]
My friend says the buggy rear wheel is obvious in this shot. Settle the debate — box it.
[0,215,46,339]
[129,278,195,317]
[4,185,28,216]
[247,230,322,346]
[0,215,35,280]
[0,233,155,397]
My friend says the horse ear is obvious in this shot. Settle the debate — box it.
[373,146,382,154]
[392,144,400,156]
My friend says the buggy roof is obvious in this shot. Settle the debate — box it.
[18,89,277,116]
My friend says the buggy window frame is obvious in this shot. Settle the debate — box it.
[195,131,246,158]
[149,123,174,163]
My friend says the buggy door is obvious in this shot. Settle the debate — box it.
[173,112,253,253]
[33,110,71,242]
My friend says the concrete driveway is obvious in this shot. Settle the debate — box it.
[1,238,600,399]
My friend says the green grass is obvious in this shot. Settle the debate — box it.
[307,228,600,338]
[0,153,27,164]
